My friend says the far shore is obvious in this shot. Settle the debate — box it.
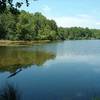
[0,40,51,46]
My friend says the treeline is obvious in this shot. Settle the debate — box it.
[58,27,100,40]
[0,9,58,40]
[0,8,100,41]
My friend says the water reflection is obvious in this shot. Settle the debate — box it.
[0,41,100,100]
[0,83,20,100]
[0,46,56,72]
[7,68,22,78]
[0,83,100,100]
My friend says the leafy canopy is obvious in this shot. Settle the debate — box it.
[0,0,37,13]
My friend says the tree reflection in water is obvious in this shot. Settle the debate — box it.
[0,46,56,100]
[0,46,56,72]
[0,84,20,100]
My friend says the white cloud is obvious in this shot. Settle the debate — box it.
[42,5,51,14]
[96,22,100,25]
[47,14,100,29]
[77,14,92,19]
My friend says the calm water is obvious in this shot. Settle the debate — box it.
[0,40,100,100]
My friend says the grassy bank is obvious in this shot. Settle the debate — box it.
[0,40,51,46]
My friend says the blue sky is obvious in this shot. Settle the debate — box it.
[17,0,100,29]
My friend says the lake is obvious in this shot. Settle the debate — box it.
[0,40,100,100]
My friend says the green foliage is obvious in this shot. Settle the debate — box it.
[0,0,31,11]
[0,9,18,40]
[0,9,59,41]
[91,29,100,39]
[58,27,95,40]
[0,8,100,41]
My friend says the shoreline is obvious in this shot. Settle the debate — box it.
[0,40,51,46]
[0,39,99,46]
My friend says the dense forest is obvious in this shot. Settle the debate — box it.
[0,8,100,41]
